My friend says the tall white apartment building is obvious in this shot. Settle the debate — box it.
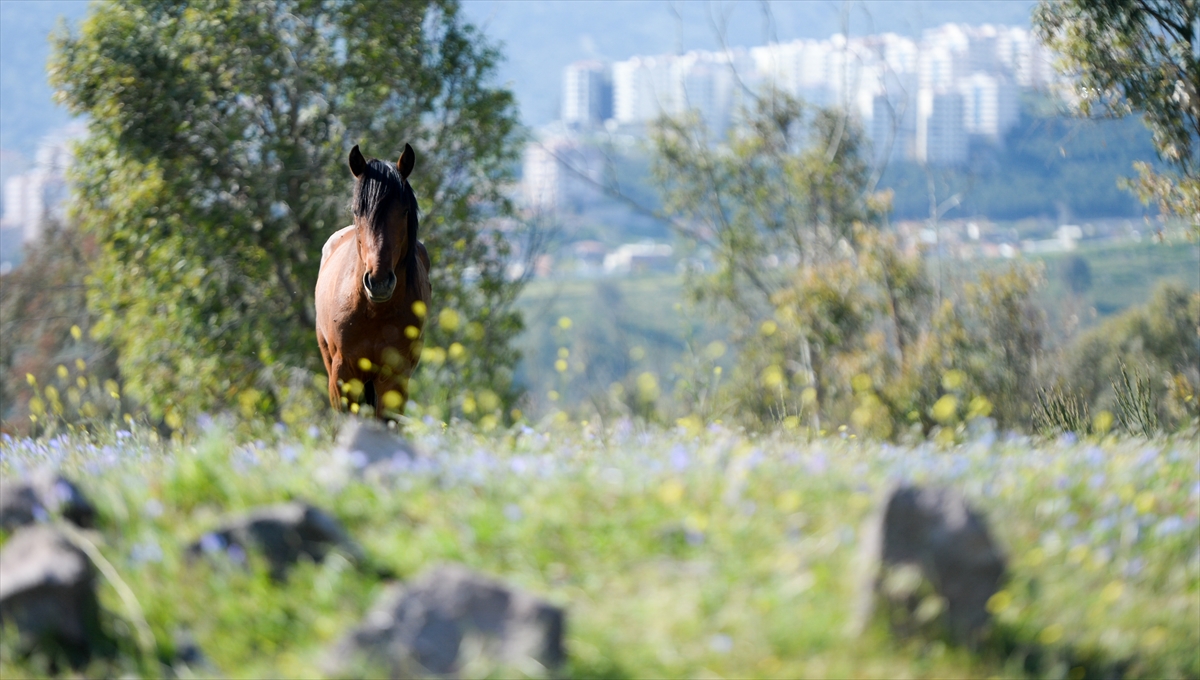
[613,55,674,124]
[750,39,833,103]
[671,50,750,136]
[960,71,1019,142]
[562,60,611,128]
[578,21,1055,165]
[917,89,967,166]
[0,131,77,244]
[522,140,560,213]
[521,135,606,214]
[609,50,750,133]
[997,26,1057,90]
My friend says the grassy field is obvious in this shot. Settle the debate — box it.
[2,418,1196,678]
[1033,239,1200,317]
[514,273,729,415]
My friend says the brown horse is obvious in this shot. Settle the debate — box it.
[315,144,431,420]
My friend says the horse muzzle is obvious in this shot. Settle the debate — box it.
[363,270,397,303]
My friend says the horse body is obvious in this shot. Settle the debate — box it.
[315,144,431,420]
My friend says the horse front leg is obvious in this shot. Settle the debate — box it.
[328,354,360,413]
[318,332,341,410]
[372,375,410,423]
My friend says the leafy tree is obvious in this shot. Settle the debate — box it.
[650,91,883,428]
[652,91,877,312]
[50,0,526,427]
[1034,0,1200,231]
[1062,255,1094,295]
[1061,281,1200,429]
[647,88,1062,436]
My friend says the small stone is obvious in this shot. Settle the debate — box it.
[328,564,566,677]
[0,470,96,531]
[186,501,363,580]
[0,525,104,666]
[854,484,1006,646]
[335,419,417,469]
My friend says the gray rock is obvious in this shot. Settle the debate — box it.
[336,419,417,469]
[187,501,364,580]
[0,470,96,531]
[329,564,566,678]
[0,525,103,663]
[855,484,1006,646]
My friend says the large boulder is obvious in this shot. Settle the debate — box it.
[328,564,566,678]
[187,501,364,580]
[0,525,104,666]
[855,484,1006,646]
[0,470,96,531]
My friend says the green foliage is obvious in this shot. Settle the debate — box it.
[1062,254,1094,295]
[1113,361,1160,437]
[647,92,1058,437]
[1034,0,1200,231]
[649,91,889,430]
[1033,385,1095,437]
[1,420,1197,677]
[1059,281,1200,432]
[960,263,1048,427]
[49,0,526,427]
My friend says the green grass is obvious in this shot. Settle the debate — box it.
[2,418,1197,678]
[514,273,729,414]
[1034,239,1200,318]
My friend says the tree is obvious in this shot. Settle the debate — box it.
[1034,0,1200,231]
[649,90,886,428]
[50,0,527,427]
[651,91,878,312]
[648,90,1053,436]
[1062,254,1093,295]
[1061,281,1200,430]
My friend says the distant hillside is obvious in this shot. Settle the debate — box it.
[879,110,1159,222]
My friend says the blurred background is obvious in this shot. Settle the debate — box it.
[1,0,1196,437]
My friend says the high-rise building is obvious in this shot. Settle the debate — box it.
[562,60,612,128]
[521,135,606,214]
[559,21,1056,166]
[960,72,1018,143]
[613,56,675,124]
[0,130,77,244]
[916,88,967,166]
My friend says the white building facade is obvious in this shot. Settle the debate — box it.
[0,130,78,245]
[562,60,611,129]
[547,22,1061,176]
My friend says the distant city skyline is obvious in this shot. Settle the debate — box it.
[527,19,1058,220]
[1,1,1040,161]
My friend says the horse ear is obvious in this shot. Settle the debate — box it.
[348,144,367,178]
[398,143,415,180]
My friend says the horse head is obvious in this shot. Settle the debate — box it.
[348,143,418,303]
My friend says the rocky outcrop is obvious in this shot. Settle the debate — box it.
[0,470,96,531]
[855,484,1007,646]
[0,525,104,666]
[187,501,364,580]
[336,419,417,468]
[328,564,566,678]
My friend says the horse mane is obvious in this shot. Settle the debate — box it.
[352,157,420,287]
